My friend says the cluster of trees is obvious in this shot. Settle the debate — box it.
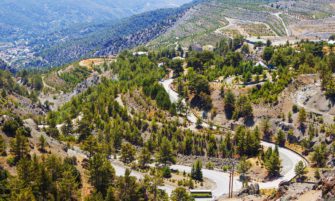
[215,36,244,56]
[186,69,212,110]
[0,115,83,200]
[234,126,261,157]
[0,70,29,97]
[17,70,44,92]
[262,146,281,178]
[319,53,335,97]
[252,41,331,103]
[86,152,195,201]
[58,65,91,89]
[224,90,253,122]
[143,82,172,110]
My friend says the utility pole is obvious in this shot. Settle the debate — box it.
[228,160,235,198]
[228,169,231,198]
[231,163,235,198]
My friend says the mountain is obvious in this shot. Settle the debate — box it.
[0,0,193,68]
[32,5,194,68]
[148,0,335,49]
[0,0,192,37]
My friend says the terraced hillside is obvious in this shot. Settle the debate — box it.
[148,0,335,49]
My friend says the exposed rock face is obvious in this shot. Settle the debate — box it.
[320,172,335,199]
[238,183,260,197]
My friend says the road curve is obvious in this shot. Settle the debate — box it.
[160,77,308,198]
[170,165,242,199]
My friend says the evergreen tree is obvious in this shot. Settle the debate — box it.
[82,135,99,158]
[120,143,136,164]
[237,157,251,187]
[224,90,235,119]
[298,108,307,127]
[261,118,272,140]
[117,169,139,201]
[294,161,306,181]
[10,133,30,162]
[263,47,274,64]
[276,130,286,147]
[89,154,115,196]
[57,170,79,200]
[157,137,175,165]
[77,118,91,142]
[138,147,151,168]
[264,147,281,177]
[191,160,203,181]
[171,187,193,201]
[312,144,327,167]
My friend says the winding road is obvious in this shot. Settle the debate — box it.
[38,70,308,200]
[159,76,308,200]
[272,12,290,37]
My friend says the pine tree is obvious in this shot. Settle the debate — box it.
[138,147,151,168]
[261,118,272,140]
[191,160,203,181]
[171,187,193,201]
[294,161,306,181]
[157,137,175,165]
[82,135,99,158]
[89,154,115,196]
[224,90,235,119]
[312,144,327,167]
[298,108,307,127]
[264,147,281,178]
[10,133,30,162]
[117,169,139,201]
[120,143,136,164]
[57,170,79,200]
[314,169,321,180]
[276,130,286,147]
[237,157,251,187]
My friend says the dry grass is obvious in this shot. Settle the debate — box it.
[164,172,215,190]
[260,188,276,196]
[247,157,268,182]
[79,58,115,69]
[240,23,276,37]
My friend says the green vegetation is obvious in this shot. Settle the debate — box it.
[191,159,203,181]
[312,144,328,167]
[0,70,28,97]
[1,154,81,201]
[263,146,281,178]
[294,161,306,181]
[190,191,212,198]
[59,66,91,87]
[171,187,194,201]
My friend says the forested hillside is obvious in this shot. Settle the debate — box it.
[0,0,194,69]
[0,0,192,39]
[1,0,335,200]
[33,7,190,67]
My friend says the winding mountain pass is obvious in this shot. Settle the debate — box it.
[160,75,308,199]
